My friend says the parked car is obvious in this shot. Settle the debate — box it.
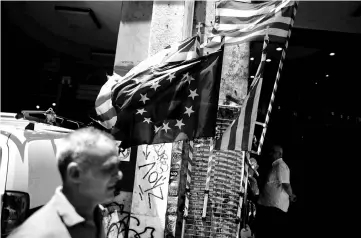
[0,112,73,236]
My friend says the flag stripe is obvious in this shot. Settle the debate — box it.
[226,27,288,44]
[204,27,288,48]
[216,0,286,18]
[97,106,117,122]
[101,117,118,130]
[241,78,260,150]
[96,98,113,115]
[243,77,263,150]
[216,5,293,32]
[164,35,200,63]
[204,0,296,48]
[95,75,121,107]
[217,5,293,26]
[216,21,292,36]
[95,93,112,109]
[228,116,239,150]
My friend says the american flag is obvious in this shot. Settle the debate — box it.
[215,34,269,151]
[204,0,297,48]
[95,35,201,129]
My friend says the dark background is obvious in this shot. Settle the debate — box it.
[249,29,361,237]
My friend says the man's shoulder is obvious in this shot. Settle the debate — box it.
[9,202,69,238]
[274,159,289,170]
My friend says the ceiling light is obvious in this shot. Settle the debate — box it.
[250,75,255,78]
[276,47,282,51]
[326,74,329,77]
[329,52,335,56]
[36,105,40,109]
[250,57,254,61]
[52,103,56,107]
[266,59,271,62]
[315,82,318,85]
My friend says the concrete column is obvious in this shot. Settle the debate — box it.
[183,1,251,237]
[148,1,188,56]
[113,1,154,76]
[103,2,155,238]
[129,1,196,238]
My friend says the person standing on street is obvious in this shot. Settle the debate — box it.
[9,127,123,238]
[255,145,296,238]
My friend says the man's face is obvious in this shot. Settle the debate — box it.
[269,146,282,161]
[78,138,123,204]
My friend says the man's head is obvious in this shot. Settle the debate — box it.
[269,145,283,162]
[56,127,122,204]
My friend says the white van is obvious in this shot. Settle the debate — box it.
[0,112,73,236]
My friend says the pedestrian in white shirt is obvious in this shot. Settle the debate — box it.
[255,145,296,238]
[9,127,123,238]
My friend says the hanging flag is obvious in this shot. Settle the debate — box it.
[108,50,223,149]
[215,35,269,151]
[204,0,297,48]
[95,35,201,129]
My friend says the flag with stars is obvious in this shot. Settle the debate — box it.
[96,35,201,129]
[110,50,223,149]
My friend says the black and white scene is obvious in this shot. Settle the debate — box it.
[1,1,361,238]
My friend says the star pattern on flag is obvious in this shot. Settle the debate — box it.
[136,108,147,115]
[150,81,161,91]
[175,119,185,129]
[104,35,224,148]
[188,89,199,100]
[139,93,150,104]
[167,73,176,82]
[134,69,200,137]
[143,117,152,124]
[184,106,194,117]
[181,72,189,82]
[154,125,162,133]
[162,122,171,133]
[185,75,195,84]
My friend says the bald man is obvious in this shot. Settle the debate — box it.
[255,145,296,238]
[9,127,123,238]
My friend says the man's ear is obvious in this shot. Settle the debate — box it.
[66,162,81,183]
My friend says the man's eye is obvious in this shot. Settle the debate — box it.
[102,166,115,174]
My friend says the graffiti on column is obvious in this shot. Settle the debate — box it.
[103,202,154,238]
[137,144,169,209]
[130,143,172,238]
[102,193,157,238]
